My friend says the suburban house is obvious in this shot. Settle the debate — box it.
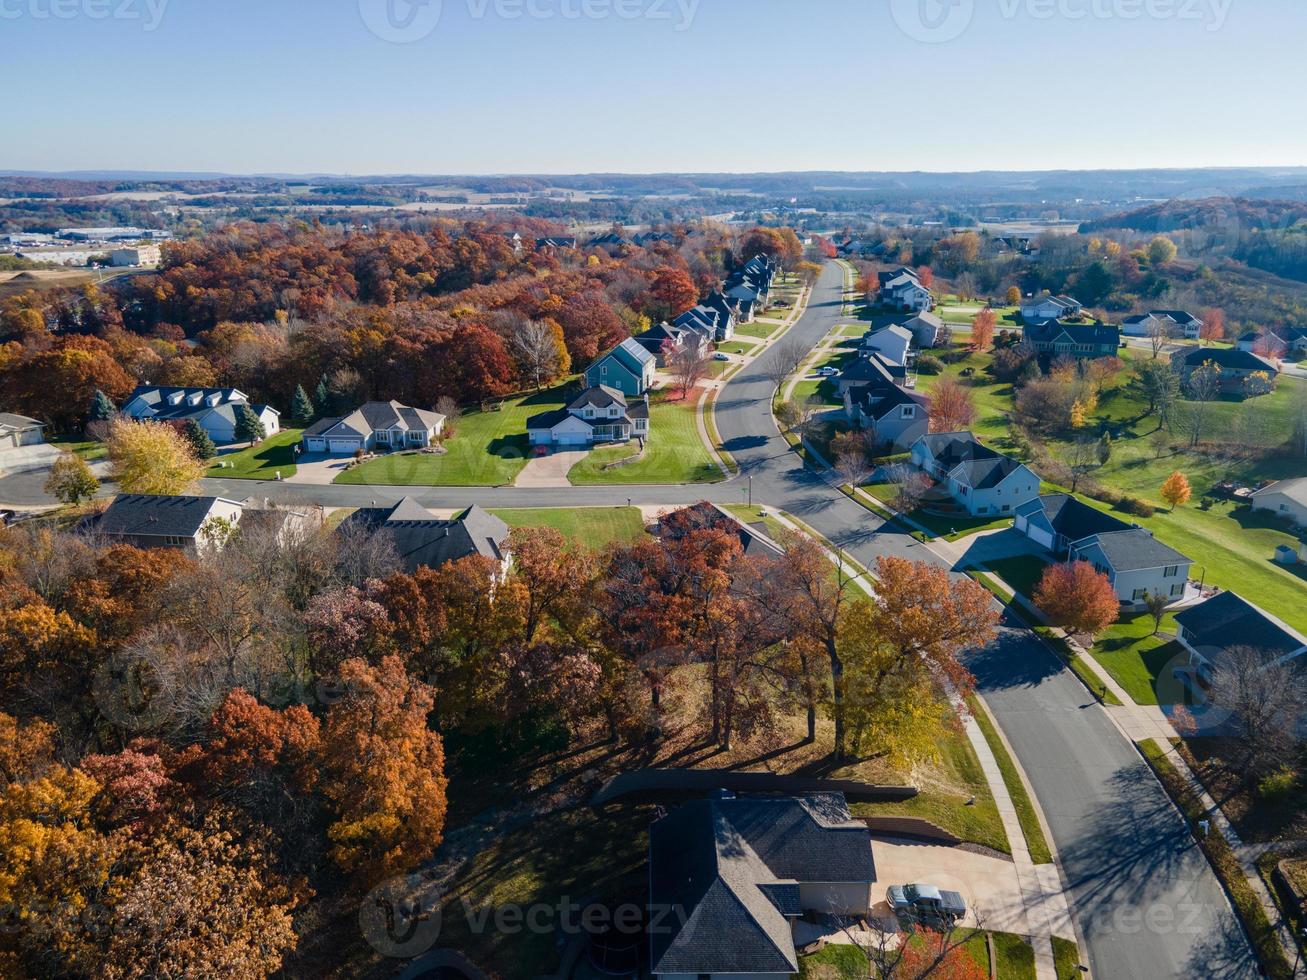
[1069,528,1193,606]
[337,499,511,576]
[1171,347,1278,394]
[634,322,711,367]
[844,381,930,450]
[1174,590,1307,685]
[302,401,445,455]
[723,254,779,322]
[903,311,946,349]
[1236,330,1290,358]
[648,791,876,980]
[96,494,245,551]
[634,231,677,247]
[860,324,913,366]
[910,432,1040,517]
[0,413,45,451]
[123,386,281,445]
[1015,493,1134,556]
[1020,293,1083,324]
[1251,478,1307,527]
[674,290,738,342]
[590,232,635,252]
[1022,321,1121,359]
[526,385,649,448]
[877,267,933,312]
[837,352,910,397]
[1122,310,1203,339]
[585,338,657,396]
[535,236,577,250]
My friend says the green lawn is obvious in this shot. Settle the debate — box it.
[48,434,108,462]
[792,345,853,405]
[1053,937,1085,979]
[1089,612,1188,705]
[860,482,1014,542]
[798,943,867,980]
[913,351,1019,449]
[488,507,646,549]
[718,341,756,356]
[207,428,303,480]
[981,554,1050,600]
[736,319,784,340]
[968,695,1053,865]
[335,386,567,487]
[566,391,721,486]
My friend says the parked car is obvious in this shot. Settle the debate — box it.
[886,884,966,924]
[714,352,731,361]
[815,366,839,377]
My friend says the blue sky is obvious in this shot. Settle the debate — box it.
[1,0,1303,174]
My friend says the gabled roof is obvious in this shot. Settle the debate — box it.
[1175,591,1307,663]
[99,494,240,538]
[848,383,928,420]
[0,412,44,432]
[953,455,1026,490]
[338,500,509,573]
[1252,477,1307,506]
[841,353,906,386]
[1024,321,1120,347]
[568,384,628,412]
[1075,528,1190,571]
[649,793,874,976]
[591,338,655,377]
[1173,347,1277,372]
[863,324,913,347]
[1016,493,1133,543]
[309,401,445,440]
[903,311,944,332]
[1152,309,1201,326]
[535,237,576,248]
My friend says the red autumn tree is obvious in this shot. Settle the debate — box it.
[1200,308,1225,345]
[916,265,935,288]
[970,308,997,351]
[928,379,976,434]
[1033,561,1121,638]
[650,266,698,317]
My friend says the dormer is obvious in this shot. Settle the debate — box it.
[166,391,185,405]
[205,392,222,407]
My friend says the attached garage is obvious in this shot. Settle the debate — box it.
[303,436,328,452]
[329,438,363,454]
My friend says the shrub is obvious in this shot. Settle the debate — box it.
[1116,497,1156,518]
[1257,768,1298,802]
[916,354,944,375]
[1200,497,1215,511]
[939,348,970,364]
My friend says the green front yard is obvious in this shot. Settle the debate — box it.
[335,387,568,487]
[736,319,784,340]
[208,428,304,480]
[1089,612,1187,705]
[48,434,108,462]
[488,506,646,549]
[566,391,721,486]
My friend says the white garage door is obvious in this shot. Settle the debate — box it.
[305,437,327,452]
[329,439,362,453]
[557,434,588,446]
[1028,525,1054,550]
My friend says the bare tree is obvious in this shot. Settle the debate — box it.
[886,462,933,514]
[1181,361,1222,448]
[1207,645,1307,785]
[836,451,873,489]
[508,320,561,390]
[1068,435,1099,492]
[1147,315,1175,359]
[668,342,711,399]
[334,521,401,587]
[765,337,810,390]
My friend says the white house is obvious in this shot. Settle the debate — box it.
[1020,294,1082,324]
[1251,478,1307,528]
[0,413,46,451]
[1069,529,1193,607]
[860,324,914,366]
[911,432,1040,517]
[301,401,445,455]
[903,311,946,349]
[877,268,934,313]
[97,494,246,552]
[123,386,281,445]
[527,385,649,447]
[1123,310,1203,339]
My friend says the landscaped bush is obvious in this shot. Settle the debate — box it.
[916,354,944,375]
[1258,768,1299,803]
[1116,496,1156,518]
[939,348,971,364]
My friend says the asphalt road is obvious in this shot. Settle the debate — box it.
[0,263,1257,977]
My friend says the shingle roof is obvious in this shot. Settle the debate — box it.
[649,793,874,976]
[98,494,238,538]
[953,455,1025,490]
[338,500,508,573]
[312,401,445,440]
[1252,477,1307,506]
[848,383,928,420]
[1175,591,1307,662]
[0,412,44,432]
[1174,347,1276,372]
[1077,528,1191,571]
[1024,321,1120,347]
[1016,493,1134,543]
[660,503,783,561]
[568,384,628,412]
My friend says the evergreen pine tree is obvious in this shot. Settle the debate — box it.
[234,404,267,445]
[1097,431,1113,466]
[290,384,315,427]
[183,419,217,461]
[314,375,331,416]
[89,389,116,423]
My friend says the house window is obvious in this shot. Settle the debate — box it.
[1164,566,1179,578]
[1171,584,1183,597]
[901,406,914,418]
[1132,589,1147,601]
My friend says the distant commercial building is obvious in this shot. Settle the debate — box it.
[15,247,105,267]
[110,245,162,267]
[58,227,171,242]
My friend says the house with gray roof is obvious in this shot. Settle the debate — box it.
[837,352,909,397]
[1174,591,1307,684]
[1251,477,1307,528]
[1023,321,1121,359]
[336,499,510,575]
[584,338,656,397]
[903,311,946,349]
[910,432,1040,517]
[1123,310,1203,339]
[649,791,876,980]
[1171,347,1278,395]
[301,401,445,455]
[844,380,929,450]
[1069,528,1193,607]
[1020,293,1082,324]
[123,386,281,445]
[634,322,711,367]
[96,493,246,551]
[877,267,933,313]
[0,412,45,451]
[860,324,913,366]
[526,385,649,448]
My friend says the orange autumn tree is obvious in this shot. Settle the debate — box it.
[970,308,997,351]
[1033,561,1120,638]
[1161,470,1192,511]
[321,656,448,886]
[1200,308,1225,345]
[650,266,698,317]
[928,379,976,434]
[897,929,989,980]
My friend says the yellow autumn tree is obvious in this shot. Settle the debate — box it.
[1069,400,1089,429]
[1161,470,1192,511]
[106,418,206,495]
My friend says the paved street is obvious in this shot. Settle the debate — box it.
[0,262,1258,978]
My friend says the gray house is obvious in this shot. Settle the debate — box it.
[96,494,246,551]
[123,386,281,445]
[910,432,1040,517]
[649,791,876,980]
[336,499,510,575]
[1069,529,1192,607]
[0,413,46,451]
[1174,590,1307,685]
[844,382,929,450]
[302,401,446,455]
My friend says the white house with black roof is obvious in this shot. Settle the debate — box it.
[911,432,1040,517]
[648,791,876,980]
[1174,591,1307,685]
[877,267,933,313]
[1023,321,1121,359]
[526,385,649,448]
[123,386,280,445]
[844,378,929,450]
[301,401,445,455]
[336,499,510,575]
[96,493,246,551]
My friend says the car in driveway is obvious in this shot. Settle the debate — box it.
[713,352,731,361]
[886,883,966,924]
[814,366,840,377]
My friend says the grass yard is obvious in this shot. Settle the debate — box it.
[718,340,757,356]
[980,554,1050,600]
[567,390,721,485]
[798,943,868,980]
[968,695,1053,865]
[736,319,784,340]
[792,345,853,405]
[335,386,567,487]
[913,350,1020,450]
[47,434,108,462]
[488,507,647,549]
[1089,612,1187,705]
[1053,936,1085,979]
[207,428,303,480]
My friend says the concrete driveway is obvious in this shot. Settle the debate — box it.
[284,453,354,485]
[935,527,1046,570]
[514,449,588,488]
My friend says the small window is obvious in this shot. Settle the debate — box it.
[1132,589,1147,601]
[1171,584,1183,597]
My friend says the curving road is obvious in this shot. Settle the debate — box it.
[0,262,1256,978]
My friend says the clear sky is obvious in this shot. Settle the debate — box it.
[1,0,1304,175]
